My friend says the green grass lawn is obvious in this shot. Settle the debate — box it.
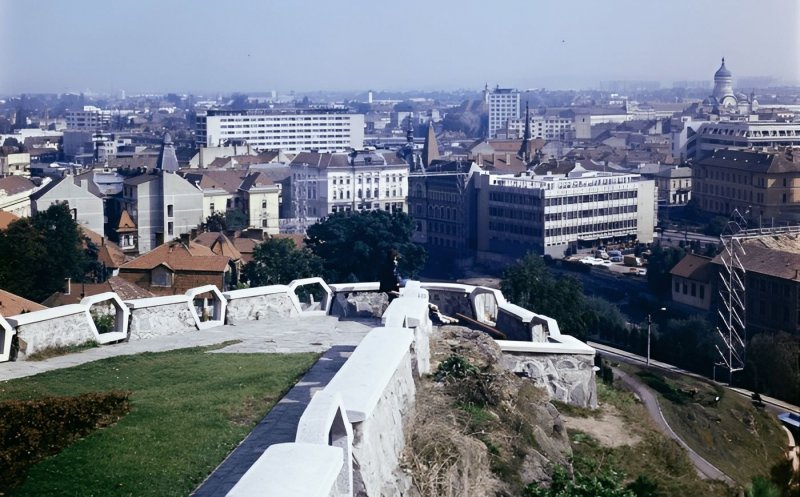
[622,364,787,486]
[0,343,317,497]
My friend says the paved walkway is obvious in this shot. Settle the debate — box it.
[0,314,378,495]
[0,315,376,382]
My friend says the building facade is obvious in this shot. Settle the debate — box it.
[196,109,365,153]
[488,88,520,139]
[693,147,800,222]
[689,120,800,159]
[284,150,409,226]
[654,166,692,205]
[475,164,656,257]
[408,160,479,256]
[118,171,204,253]
[30,175,105,234]
[66,106,111,130]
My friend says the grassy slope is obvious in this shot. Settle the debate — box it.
[566,382,731,497]
[0,344,317,497]
[624,364,786,486]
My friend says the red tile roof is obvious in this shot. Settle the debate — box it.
[0,211,19,230]
[0,288,47,316]
[121,240,230,272]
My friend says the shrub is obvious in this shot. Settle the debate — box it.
[0,391,131,492]
[91,312,115,334]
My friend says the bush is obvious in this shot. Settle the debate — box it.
[0,391,131,492]
[91,312,115,334]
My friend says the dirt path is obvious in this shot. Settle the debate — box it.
[561,405,641,448]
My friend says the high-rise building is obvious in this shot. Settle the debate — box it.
[196,109,365,153]
[488,87,520,138]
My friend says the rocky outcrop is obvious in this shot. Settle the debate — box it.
[404,326,574,496]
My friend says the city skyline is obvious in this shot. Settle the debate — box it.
[1,0,799,95]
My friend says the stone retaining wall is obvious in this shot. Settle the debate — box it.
[501,352,597,408]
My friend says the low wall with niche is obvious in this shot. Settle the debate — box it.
[126,295,197,340]
[6,305,96,358]
[223,285,299,324]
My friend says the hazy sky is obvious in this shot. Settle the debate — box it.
[1,0,798,95]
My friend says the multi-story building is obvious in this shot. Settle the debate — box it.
[711,233,800,335]
[116,171,204,253]
[693,147,800,222]
[196,108,365,153]
[654,166,692,205]
[506,113,575,141]
[30,175,104,234]
[408,160,479,256]
[475,164,656,257]
[180,169,281,235]
[284,150,408,225]
[66,105,111,130]
[488,88,520,139]
[688,120,800,159]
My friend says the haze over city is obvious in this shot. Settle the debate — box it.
[1,0,798,94]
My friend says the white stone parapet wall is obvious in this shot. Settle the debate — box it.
[223,285,300,324]
[6,305,95,358]
[230,288,432,497]
[126,295,197,341]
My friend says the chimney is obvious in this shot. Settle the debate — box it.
[180,233,190,244]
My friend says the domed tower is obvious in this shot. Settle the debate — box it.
[712,57,737,108]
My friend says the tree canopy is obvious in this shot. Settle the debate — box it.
[646,245,686,297]
[0,203,93,302]
[500,253,590,339]
[304,210,426,284]
[243,238,324,287]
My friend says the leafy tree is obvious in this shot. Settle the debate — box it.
[744,332,800,404]
[204,210,249,233]
[225,209,248,231]
[646,245,686,297]
[243,238,324,286]
[703,216,729,237]
[585,296,627,340]
[0,203,91,302]
[653,316,718,375]
[204,212,226,232]
[501,253,590,338]
[305,211,426,283]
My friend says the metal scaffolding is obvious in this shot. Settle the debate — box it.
[715,209,800,383]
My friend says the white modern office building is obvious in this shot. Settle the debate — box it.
[196,109,365,153]
[66,106,112,130]
[475,164,656,257]
[488,88,520,139]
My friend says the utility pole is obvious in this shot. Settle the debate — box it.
[647,307,666,366]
